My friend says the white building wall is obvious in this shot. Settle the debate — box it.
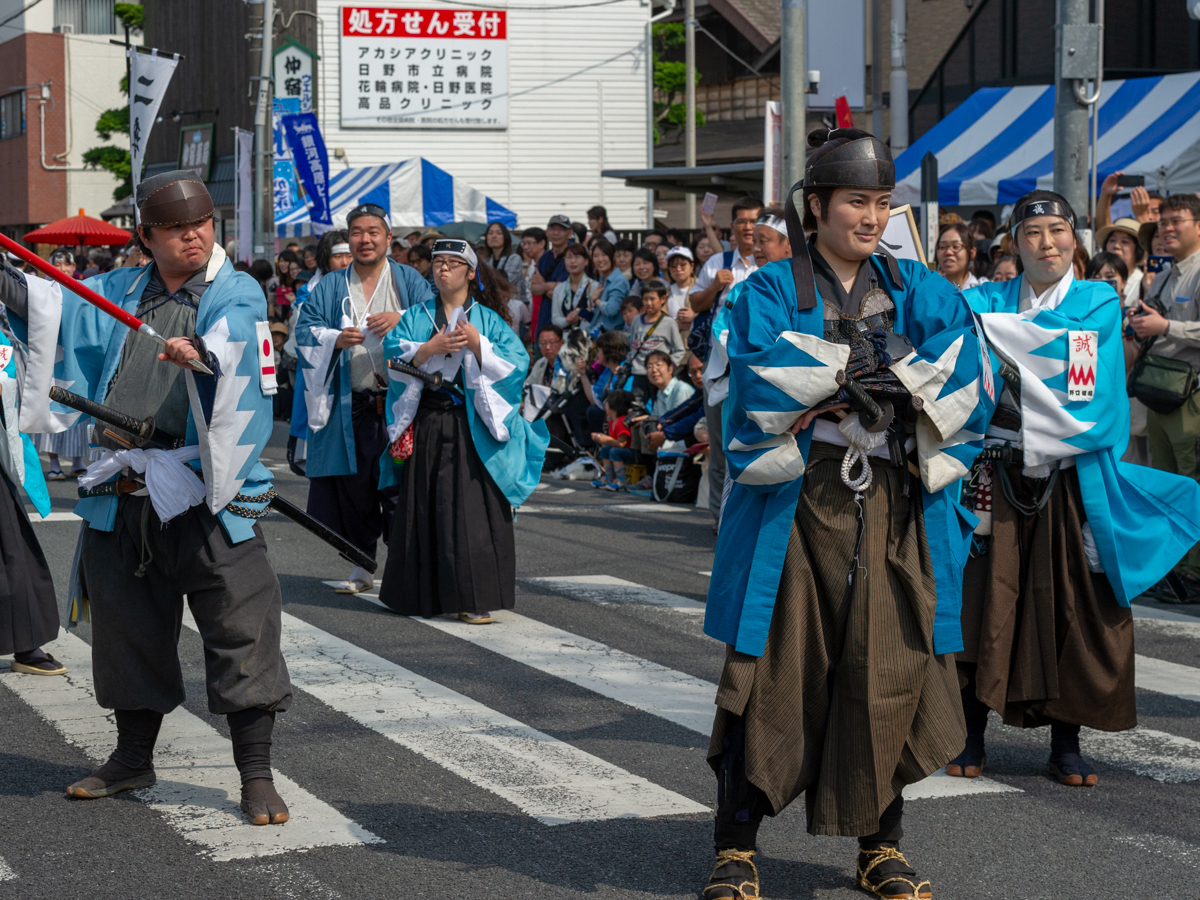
[62,33,138,217]
[0,1,139,218]
[314,0,651,229]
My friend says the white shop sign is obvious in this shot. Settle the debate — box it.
[339,5,508,129]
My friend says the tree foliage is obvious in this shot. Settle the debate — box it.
[652,22,704,143]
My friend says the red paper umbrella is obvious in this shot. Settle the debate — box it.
[22,209,132,247]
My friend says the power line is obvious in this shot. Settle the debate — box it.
[0,0,47,32]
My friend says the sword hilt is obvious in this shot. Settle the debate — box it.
[387,357,444,389]
[49,386,157,446]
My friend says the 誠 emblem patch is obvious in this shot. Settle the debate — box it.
[1067,330,1098,401]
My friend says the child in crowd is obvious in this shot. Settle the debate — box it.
[628,279,686,395]
[617,294,642,334]
[590,389,635,491]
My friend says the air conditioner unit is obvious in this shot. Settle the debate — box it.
[53,24,74,34]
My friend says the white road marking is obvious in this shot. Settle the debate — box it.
[0,855,15,881]
[607,503,691,513]
[522,574,706,614]
[28,511,81,522]
[1078,726,1200,783]
[413,608,717,734]
[902,768,1022,799]
[698,571,711,577]
[520,503,691,515]
[0,630,380,861]
[374,591,1019,800]
[1132,604,1200,625]
[188,608,707,825]
[1136,654,1200,705]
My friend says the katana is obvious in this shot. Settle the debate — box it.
[0,232,214,376]
[50,386,378,574]
[388,356,444,389]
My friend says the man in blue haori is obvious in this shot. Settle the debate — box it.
[949,190,1200,789]
[700,129,994,900]
[0,173,293,826]
[295,204,434,594]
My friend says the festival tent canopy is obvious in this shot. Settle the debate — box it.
[23,209,132,247]
[276,157,517,237]
[893,71,1200,209]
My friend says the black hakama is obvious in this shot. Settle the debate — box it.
[0,472,58,655]
[379,391,516,617]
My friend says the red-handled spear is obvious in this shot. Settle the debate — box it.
[0,231,214,375]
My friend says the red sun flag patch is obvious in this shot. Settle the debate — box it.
[255,321,278,396]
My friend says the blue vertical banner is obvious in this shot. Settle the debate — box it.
[281,112,332,233]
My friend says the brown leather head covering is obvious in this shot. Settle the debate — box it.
[136,170,214,228]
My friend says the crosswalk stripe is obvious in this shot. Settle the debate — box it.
[0,855,15,881]
[0,631,381,861]
[27,511,81,522]
[413,608,716,734]
[522,575,706,614]
[1134,655,1200,704]
[1078,726,1200,783]
[336,585,1019,801]
[184,608,708,825]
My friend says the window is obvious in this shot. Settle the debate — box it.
[0,92,24,141]
[54,0,120,35]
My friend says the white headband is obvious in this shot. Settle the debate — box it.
[331,243,351,255]
[756,215,789,238]
[432,239,479,270]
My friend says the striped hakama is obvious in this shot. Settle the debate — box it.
[708,443,965,837]
[959,465,1136,732]
[33,420,89,460]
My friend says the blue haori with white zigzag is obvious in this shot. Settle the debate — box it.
[705,255,996,658]
[892,71,1200,207]
[964,274,1200,606]
[276,158,518,237]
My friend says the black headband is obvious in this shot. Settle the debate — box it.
[1012,199,1075,234]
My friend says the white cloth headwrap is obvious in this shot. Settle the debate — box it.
[78,445,207,524]
[331,242,350,255]
[756,215,788,238]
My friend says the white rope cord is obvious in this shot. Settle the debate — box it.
[837,413,888,493]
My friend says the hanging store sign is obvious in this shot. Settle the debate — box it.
[274,37,317,113]
[338,5,508,130]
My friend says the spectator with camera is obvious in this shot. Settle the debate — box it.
[580,330,632,435]
[1095,217,1146,305]
[1129,193,1200,599]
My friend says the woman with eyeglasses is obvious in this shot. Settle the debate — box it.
[935,223,988,291]
[377,240,549,625]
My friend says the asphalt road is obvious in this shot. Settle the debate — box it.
[2,422,1200,899]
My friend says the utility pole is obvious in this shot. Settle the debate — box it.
[890,0,907,152]
[252,0,275,257]
[1054,0,1100,240]
[685,0,696,228]
[870,0,883,139]
[780,0,806,192]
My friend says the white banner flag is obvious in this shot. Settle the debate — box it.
[235,128,254,264]
[128,48,180,210]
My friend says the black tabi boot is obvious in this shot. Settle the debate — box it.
[946,665,989,778]
[704,716,770,900]
[67,709,162,798]
[1047,719,1098,787]
[229,708,289,825]
[856,796,932,900]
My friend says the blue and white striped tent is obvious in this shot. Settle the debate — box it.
[893,71,1200,209]
[276,157,518,238]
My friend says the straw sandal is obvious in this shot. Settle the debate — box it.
[856,846,932,899]
[701,849,759,900]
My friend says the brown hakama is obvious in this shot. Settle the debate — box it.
[958,464,1136,732]
[707,444,966,837]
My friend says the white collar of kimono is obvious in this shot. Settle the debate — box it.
[420,297,477,329]
[124,243,226,297]
[1020,266,1074,313]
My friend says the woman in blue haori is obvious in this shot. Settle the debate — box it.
[377,240,548,624]
[950,191,1200,788]
[700,129,995,900]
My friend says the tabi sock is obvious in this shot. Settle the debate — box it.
[229,707,276,784]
